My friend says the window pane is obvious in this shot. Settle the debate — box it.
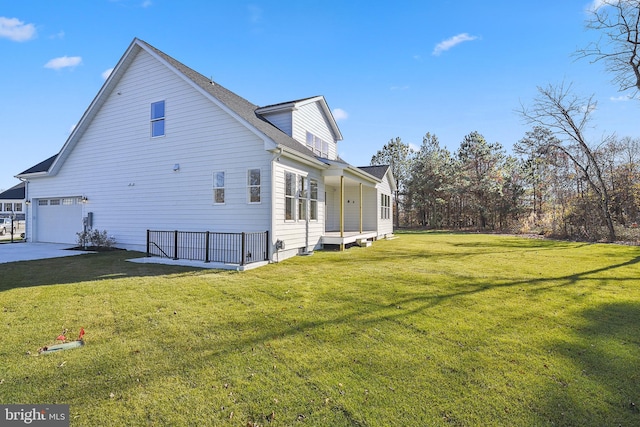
[14,204,22,212]
[249,169,260,186]
[299,199,307,220]
[249,186,260,203]
[215,189,225,204]
[285,172,294,196]
[215,172,224,187]
[310,179,318,199]
[285,198,293,220]
[310,200,317,220]
[151,101,165,119]
[299,176,306,198]
[152,119,165,137]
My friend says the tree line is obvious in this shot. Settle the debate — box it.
[371,128,640,242]
[370,1,640,243]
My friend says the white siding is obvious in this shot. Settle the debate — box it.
[261,111,292,136]
[272,157,325,260]
[375,172,394,237]
[292,102,338,160]
[27,49,271,251]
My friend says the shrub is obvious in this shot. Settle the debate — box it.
[76,229,116,249]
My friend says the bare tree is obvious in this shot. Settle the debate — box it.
[519,82,617,241]
[578,0,640,95]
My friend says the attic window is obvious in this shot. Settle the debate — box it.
[151,100,165,137]
[306,132,329,158]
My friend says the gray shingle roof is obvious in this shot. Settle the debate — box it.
[18,154,57,176]
[0,181,25,199]
[358,165,390,180]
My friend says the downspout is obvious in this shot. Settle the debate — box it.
[270,147,284,262]
[359,183,363,234]
[340,175,344,251]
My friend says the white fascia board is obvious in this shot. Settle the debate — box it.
[48,40,142,177]
[275,146,329,169]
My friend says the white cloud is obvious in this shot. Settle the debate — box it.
[44,56,82,70]
[102,67,114,80]
[433,33,478,56]
[333,108,349,121]
[141,0,152,7]
[0,17,37,41]
[610,94,632,102]
[390,85,410,91]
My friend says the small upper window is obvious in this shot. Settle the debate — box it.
[151,101,165,137]
[305,132,329,158]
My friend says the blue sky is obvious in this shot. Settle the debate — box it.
[1,0,638,191]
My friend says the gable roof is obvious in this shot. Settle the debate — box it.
[358,165,390,180]
[256,96,343,142]
[0,181,26,200]
[17,38,327,178]
[17,154,57,176]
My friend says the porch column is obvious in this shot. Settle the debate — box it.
[340,175,345,251]
[359,183,363,233]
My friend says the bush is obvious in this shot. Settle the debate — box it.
[76,229,116,249]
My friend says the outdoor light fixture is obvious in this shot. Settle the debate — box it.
[173,163,180,171]
[81,196,88,203]
[25,200,31,205]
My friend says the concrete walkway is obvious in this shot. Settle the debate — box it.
[0,243,92,264]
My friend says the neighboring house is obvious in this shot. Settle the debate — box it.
[0,181,26,221]
[16,38,395,266]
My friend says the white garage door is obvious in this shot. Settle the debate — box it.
[35,197,83,244]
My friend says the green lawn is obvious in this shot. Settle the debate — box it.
[1,232,639,426]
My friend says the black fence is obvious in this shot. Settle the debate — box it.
[147,230,269,266]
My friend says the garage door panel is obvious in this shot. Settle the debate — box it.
[36,198,83,244]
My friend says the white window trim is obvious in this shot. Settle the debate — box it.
[213,171,225,205]
[285,171,296,221]
[151,100,166,138]
[309,178,319,222]
[247,168,261,204]
[298,175,308,222]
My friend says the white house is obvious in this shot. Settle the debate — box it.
[0,182,26,221]
[16,38,395,267]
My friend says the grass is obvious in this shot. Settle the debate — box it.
[1,232,639,426]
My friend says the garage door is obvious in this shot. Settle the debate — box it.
[35,197,83,244]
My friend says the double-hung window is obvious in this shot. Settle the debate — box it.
[310,179,318,220]
[248,168,261,203]
[298,176,307,221]
[213,171,225,204]
[285,171,295,220]
[381,194,391,219]
[151,100,165,137]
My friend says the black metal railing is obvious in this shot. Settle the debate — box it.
[146,230,269,266]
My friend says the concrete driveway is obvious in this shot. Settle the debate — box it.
[0,243,92,264]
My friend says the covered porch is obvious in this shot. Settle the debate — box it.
[322,162,381,250]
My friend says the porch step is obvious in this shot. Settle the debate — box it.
[356,238,372,247]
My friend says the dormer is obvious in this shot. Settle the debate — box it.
[257,96,343,160]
